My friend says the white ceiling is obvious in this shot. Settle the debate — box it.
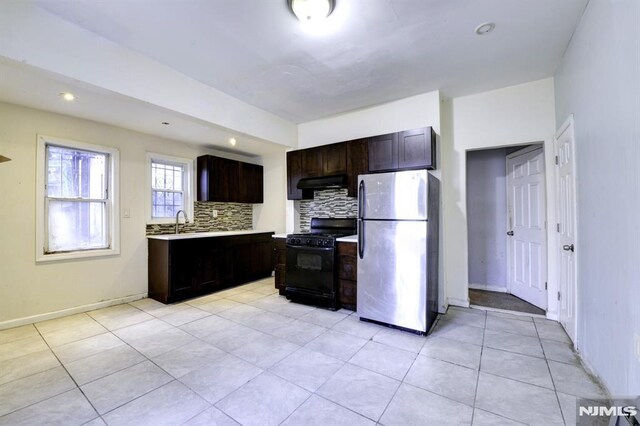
[33,0,588,123]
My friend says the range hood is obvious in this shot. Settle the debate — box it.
[297,174,347,190]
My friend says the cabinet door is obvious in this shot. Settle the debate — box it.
[368,133,398,172]
[169,240,197,301]
[197,156,239,202]
[302,146,324,178]
[324,143,347,175]
[398,127,436,170]
[346,139,368,197]
[239,162,263,203]
[286,151,304,200]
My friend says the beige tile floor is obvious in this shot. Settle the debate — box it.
[0,277,607,425]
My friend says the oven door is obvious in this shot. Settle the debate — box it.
[285,245,335,295]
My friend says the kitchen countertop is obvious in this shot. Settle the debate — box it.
[336,234,357,243]
[147,229,274,241]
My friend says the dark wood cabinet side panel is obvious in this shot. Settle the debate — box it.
[286,151,304,200]
[274,237,286,294]
[148,240,170,303]
[338,279,357,310]
[347,139,368,197]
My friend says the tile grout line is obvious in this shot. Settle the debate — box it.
[469,310,487,425]
[534,319,568,425]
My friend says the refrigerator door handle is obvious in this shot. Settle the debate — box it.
[358,179,365,219]
[358,220,364,259]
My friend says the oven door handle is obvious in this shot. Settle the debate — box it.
[286,245,335,251]
[358,220,364,259]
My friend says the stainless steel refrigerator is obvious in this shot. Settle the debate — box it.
[356,169,439,334]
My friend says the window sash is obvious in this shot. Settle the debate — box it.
[151,160,186,219]
[43,143,112,254]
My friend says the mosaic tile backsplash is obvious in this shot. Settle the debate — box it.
[146,201,253,235]
[299,189,358,232]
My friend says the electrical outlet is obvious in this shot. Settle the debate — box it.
[635,332,640,362]
[212,210,218,218]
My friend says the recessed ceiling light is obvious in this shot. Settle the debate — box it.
[475,22,495,35]
[288,0,335,22]
[229,138,237,146]
[59,92,76,101]
[161,121,170,125]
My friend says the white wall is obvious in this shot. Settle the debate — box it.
[553,0,640,396]
[0,102,286,326]
[298,91,441,148]
[466,148,507,291]
[442,78,556,307]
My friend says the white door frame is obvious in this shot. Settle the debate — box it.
[505,145,547,309]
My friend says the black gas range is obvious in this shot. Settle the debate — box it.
[285,218,356,310]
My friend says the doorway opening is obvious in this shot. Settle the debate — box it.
[466,144,546,316]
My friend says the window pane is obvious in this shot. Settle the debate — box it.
[152,162,183,191]
[47,145,107,199]
[48,200,107,252]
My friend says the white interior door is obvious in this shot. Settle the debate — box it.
[555,117,577,343]
[507,147,547,309]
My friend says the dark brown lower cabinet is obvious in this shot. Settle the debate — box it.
[337,242,357,310]
[148,232,274,304]
[273,237,286,295]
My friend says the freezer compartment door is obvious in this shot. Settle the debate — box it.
[357,220,428,332]
[358,170,428,221]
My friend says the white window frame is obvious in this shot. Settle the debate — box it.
[146,153,194,225]
[36,135,120,262]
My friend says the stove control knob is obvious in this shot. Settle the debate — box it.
[306,239,312,245]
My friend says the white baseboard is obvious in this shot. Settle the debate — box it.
[447,297,470,308]
[468,284,509,293]
[0,293,148,331]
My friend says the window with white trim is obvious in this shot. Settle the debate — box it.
[36,135,119,261]
[147,153,193,223]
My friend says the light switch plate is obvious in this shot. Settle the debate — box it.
[123,208,130,218]
[212,210,218,218]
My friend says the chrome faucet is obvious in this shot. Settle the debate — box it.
[175,210,189,234]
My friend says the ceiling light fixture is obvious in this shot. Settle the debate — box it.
[288,0,335,22]
[229,138,237,146]
[59,92,76,101]
[475,22,495,35]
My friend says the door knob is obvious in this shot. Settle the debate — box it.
[562,244,574,252]
[506,231,514,236]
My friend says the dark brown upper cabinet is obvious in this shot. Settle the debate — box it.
[367,133,398,172]
[398,127,436,169]
[302,146,324,178]
[368,127,436,172]
[238,162,263,203]
[286,143,347,200]
[197,155,263,203]
[323,142,347,175]
[302,143,347,178]
[346,138,368,197]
